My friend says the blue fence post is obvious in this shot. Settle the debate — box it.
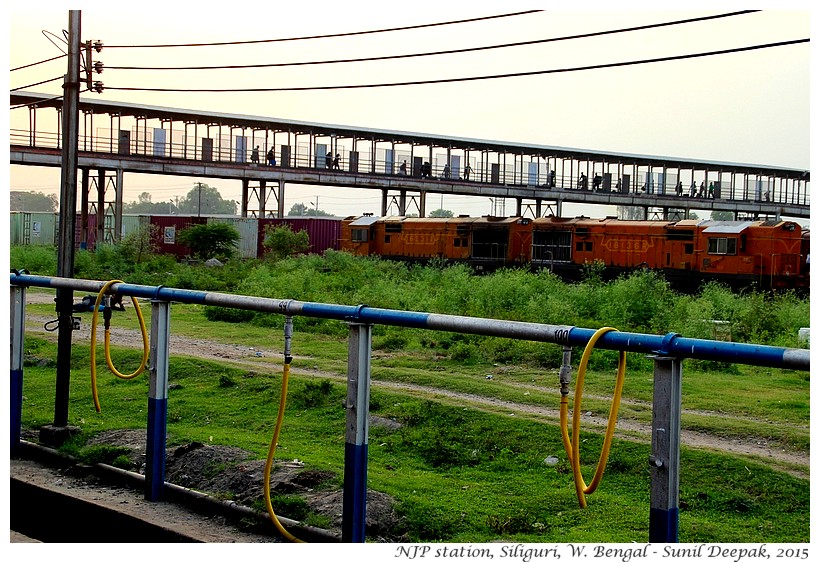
[648,354,683,542]
[145,299,171,501]
[342,322,372,543]
[10,285,26,457]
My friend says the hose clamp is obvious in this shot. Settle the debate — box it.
[655,332,680,356]
[346,303,367,322]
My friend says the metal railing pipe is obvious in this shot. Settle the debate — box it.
[10,274,809,371]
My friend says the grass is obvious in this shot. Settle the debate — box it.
[11,248,810,543]
[17,323,809,543]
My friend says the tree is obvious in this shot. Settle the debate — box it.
[118,223,160,264]
[262,224,310,260]
[124,192,176,215]
[177,183,238,216]
[428,208,454,218]
[177,223,240,260]
[711,210,735,221]
[10,191,58,212]
[287,202,333,217]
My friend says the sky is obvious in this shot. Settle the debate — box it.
[4,1,814,220]
[2,2,817,555]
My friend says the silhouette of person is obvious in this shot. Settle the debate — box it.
[400,160,407,175]
[251,146,259,164]
[442,163,451,180]
[676,181,683,197]
[593,174,602,190]
[325,153,332,169]
[549,170,556,188]
[267,147,276,166]
[708,182,715,198]
[690,181,696,197]
[578,173,587,190]
[463,163,472,180]
[333,154,341,169]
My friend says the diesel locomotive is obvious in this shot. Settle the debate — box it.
[340,215,809,291]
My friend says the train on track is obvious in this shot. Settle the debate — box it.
[339,215,810,292]
[10,212,809,292]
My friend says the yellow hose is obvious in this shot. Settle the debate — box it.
[560,327,626,508]
[90,280,149,412]
[263,360,304,543]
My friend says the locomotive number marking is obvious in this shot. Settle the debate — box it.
[402,233,438,245]
[603,239,651,252]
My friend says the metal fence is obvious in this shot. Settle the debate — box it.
[9,273,810,543]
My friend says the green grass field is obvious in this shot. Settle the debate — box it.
[16,299,809,543]
[10,245,810,542]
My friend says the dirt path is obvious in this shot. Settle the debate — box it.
[20,290,809,479]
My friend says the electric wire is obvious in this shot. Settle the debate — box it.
[10,76,65,92]
[560,327,627,509]
[11,54,67,72]
[41,29,68,54]
[106,10,759,71]
[89,280,150,413]
[104,38,808,93]
[103,10,541,48]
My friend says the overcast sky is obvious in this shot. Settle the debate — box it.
[5,1,813,219]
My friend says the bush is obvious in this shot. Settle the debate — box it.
[204,306,256,323]
[291,379,336,409]
[262,224,310,260]
[177,223,240,260]
[10,245,57,276]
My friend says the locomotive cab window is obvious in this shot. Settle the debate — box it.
[351,229,369,242]
[707,237,737,255]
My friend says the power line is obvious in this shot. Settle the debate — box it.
[10,76,65,92]
[104,39,809,93]
[103,10,541,49]
[105,10,759,71]
[11,54,67,72]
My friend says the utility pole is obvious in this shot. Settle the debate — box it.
[45,10,82,445]
[196,182,203,217]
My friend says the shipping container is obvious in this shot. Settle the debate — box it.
[209,216,259,259]
[149,215,208,259]
[257,217,341,258]
[10,212,58,246]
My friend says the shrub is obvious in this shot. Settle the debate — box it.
[204,305,256,323]
[291,379,336,409]
[10,245,57,275]
[262,224,310,260]
[177,223,240,260]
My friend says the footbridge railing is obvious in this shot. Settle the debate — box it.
[9,273,810,543]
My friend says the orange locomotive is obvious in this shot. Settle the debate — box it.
[340,215,809,291]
